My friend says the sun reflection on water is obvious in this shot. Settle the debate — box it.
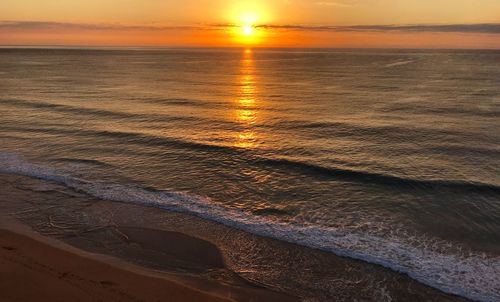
[234,49,259,148]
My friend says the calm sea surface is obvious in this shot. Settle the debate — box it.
[0,48,499,301]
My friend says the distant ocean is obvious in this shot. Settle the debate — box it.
[0,48,499,301]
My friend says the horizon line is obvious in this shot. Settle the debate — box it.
[1,45,500,51]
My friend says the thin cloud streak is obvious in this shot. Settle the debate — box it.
[1,20,500,34]
[255,23,500,34]
[0,21,205,31]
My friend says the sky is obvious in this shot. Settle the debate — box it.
[1,0,499,48]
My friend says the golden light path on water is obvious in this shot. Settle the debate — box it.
[235,49,258,149]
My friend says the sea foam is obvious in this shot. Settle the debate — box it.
[0,152,499,302]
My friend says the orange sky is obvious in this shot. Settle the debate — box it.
[1,0,499,48]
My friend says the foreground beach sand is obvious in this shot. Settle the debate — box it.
[0,219,300,302]
[0,228,234,302]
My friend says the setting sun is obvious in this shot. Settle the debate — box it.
[224,1,272,46]
[242,25,253,36]
[232,14,262,45]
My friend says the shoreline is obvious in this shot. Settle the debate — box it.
[0,172,471,301]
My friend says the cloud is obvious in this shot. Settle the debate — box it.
[255,23,500,34]
[0,21,204,31]
[1,20,499,34]
[341,24,500,33]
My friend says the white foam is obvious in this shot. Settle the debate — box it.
[1,152,499,302]
[385,60,414,67]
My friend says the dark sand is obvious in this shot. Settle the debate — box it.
[0,228,233,302]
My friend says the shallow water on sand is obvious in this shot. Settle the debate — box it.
[0,48,499,301]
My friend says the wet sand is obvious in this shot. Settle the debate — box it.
[0,228,232,302]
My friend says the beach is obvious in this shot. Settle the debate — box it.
[0,228,232,302]
[0,172,470,301]
[0,178,299,302]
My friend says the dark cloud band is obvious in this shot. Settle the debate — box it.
[255,23,500,34]
[0,21,202,31]
[1,20,499,34]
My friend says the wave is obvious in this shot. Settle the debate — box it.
[380,102,500,118]
[2,122,499,194]
[275,119,499,151]
[0,152,499,302]
[140,97,222,107]
[274,119,462,139]
[385,60,414,67]
[51,157,116,168]
[257,158,500,194]
[0,124,245,155]
[0,98,133,119]
[0,98,201,123]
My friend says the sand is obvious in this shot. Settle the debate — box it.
[0,228,233,302]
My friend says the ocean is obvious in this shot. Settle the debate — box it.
[0,48,499,301]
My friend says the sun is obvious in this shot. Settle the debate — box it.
[242,25,254,36]
[225,3,271,45]
[232,18,261,45]
[237,23,259,44]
